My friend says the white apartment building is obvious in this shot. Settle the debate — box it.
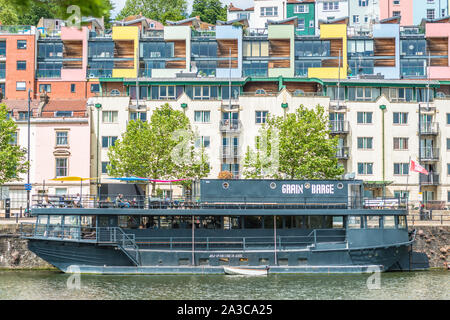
[316,0,349,26]
[88,82,450,205]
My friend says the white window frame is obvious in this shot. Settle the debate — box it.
[260,7,278,17]
[56,131,68,146]
[294,4,308,14]
[55,158,68,177]
[102,111,118,124]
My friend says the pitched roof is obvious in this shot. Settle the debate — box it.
[42,99,87,112]
[1,99,41,112]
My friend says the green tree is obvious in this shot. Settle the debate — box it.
[190,0,227,24]
[16,1,57,26]
[243,105,344,180]
[0,0,19,25]
[9,0,113,20]
[108,104,209,196]
[116,0,187,24]
[0,104,28,185]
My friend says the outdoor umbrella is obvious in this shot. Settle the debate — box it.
[50,176,93,200]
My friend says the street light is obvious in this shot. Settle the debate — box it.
[95,103,102,205]
[26,88,32,216]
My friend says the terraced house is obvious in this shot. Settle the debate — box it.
[2,9,450,211]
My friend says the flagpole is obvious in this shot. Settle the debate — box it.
[405,156,411,205]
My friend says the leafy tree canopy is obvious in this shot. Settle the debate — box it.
[190,0,227,25]
[108,103,209,195]
[243,105,345,180]
[0,104,28,185]
[116,0,188,24]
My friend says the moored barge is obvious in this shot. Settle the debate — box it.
[21,179,426,274]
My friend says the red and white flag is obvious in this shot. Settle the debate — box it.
[410,160,428,175]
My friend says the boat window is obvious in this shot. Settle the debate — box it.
[223,216,241,229]
[219,258,229,265]
[366,216,380,228]
[239,258,249,265]
[259,258,269,265]
[244,216,262,229]
[348,216,363,229]
[118,216,128,228]
[159,216,173,229]
[49,215,62,225]
[199,258,209,266]
[298,258,308,265]
[324,216,333,228]
[284,216,305,228]
[383,216,395,229]
[37,215,48,225]
[278,259,288,266]
[306,216,323,229]
[199,216,221,229]
[332,216,344,228]
[64,215,79,226]
[178,258,190,266]
[118,216,140,229]
[264,216,282,229]
[398,215,407,229]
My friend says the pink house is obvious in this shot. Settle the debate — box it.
[33,99,90,196]
[379,0,413,25]
[60,26,89,81]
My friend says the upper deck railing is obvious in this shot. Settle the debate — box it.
[31,194,408,211]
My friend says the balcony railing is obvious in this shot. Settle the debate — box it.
[419,122,439,135]
[191,30,216,38]
[0,25,34,35]
[420,147,439,161]
[219,119,242,133]
[336,147,349,159]
[245,28,268,37]
[329,120,349,134]
[420,173,439,185]
[143,30,164,39]
[221,146,240,159]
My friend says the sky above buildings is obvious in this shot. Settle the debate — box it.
[111,0,254,18]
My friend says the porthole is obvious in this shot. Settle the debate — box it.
[222,182,229,189]
[270,182,276,189]
[304,183,310,189]
[337,183,344,189]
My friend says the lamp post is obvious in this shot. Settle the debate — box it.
[26,88,32,215]
[95,103,102,204]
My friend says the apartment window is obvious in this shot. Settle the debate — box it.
[194,111,210,123]
[17,40,27,49]
[90,84,100,93]
[394,191,409,200]
[260,7,278,17]
[447,113,450,125]
[16,82,26,91]
[130,112,147,122]
[448,164,450,175]
[442,9,446,17]
[393,112,408,124]
[353,15,359,23]
[297,19,305,30]
[17,61,26,70]
[323,1,339,11]
[101,161,110,174]
[9,132,18,145]
[357,112,373,124]
[39,84,51,93]
[447,138,450,150]
[359,0,368,6]
[55,111,73,117]
[55,158,68,177]
[394,163,409,175]
[394,138,409,150]
[357,137,373,149]
[256,111,268,124]
[102,136,117,148]
[427,9,435,20]
[195,136,210,148]
[102,111,118,123]
[358,163,373,175]
[294,4,308,13]
[18,111,29,120]
[70,84,76,93]
[393,11,401,17]
[393,0,400,4]
[56,131,68,146]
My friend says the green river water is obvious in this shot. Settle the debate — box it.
[0,270,448,300]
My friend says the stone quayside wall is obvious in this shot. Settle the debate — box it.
[0,225,448,270]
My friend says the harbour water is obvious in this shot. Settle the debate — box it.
[0,270,448,300]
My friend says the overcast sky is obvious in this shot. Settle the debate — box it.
[111,0,254,18]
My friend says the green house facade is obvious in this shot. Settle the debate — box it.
[286,0,316,36]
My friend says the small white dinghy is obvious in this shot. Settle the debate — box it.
[223,266,269,276]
